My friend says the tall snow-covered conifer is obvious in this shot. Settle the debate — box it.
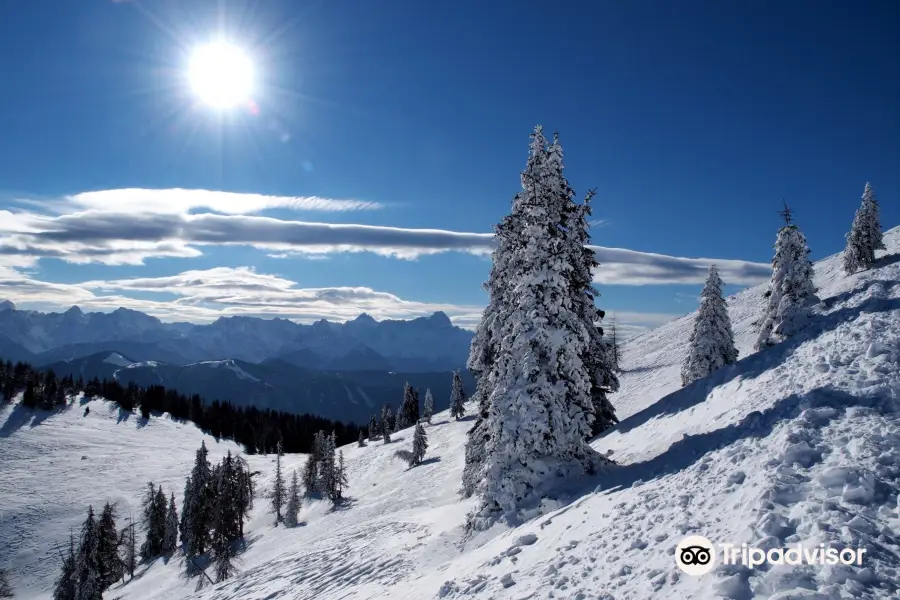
[410,422,428,467]
[381,406,392,443]
[681,265,738,386]
[551,137,620,436]
[185,441,213,555]
[52,534,77,600]
[469,126,605,528]
[422,388,434,423]
[284,470,301,527]
[74,506,102,600]
[302,455,317,497]
[398,382,419,429]
[96,502,121,589]
[270,452,285,524]
[756,204,818,350]
[162,493,178,554]
[449,370,467,420]
[843,182,885,274]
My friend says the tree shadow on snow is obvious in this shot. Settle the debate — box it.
[608,284,900,437]
[0,403,59,438]
[135,415,150,429]
[598,386,889,494]
[456,414,478,422]
[417,456,441,467]
[430,419,450,426]
[875,253,900,269]
[116,407,132,424]
[330,497,359,512]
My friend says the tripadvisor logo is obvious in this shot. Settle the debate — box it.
[676,535,716,576]
[675,536,867,576]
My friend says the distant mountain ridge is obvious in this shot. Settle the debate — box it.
[0,304,474,373]
[35,351,476,424]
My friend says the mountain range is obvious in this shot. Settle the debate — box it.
[0,302,476,423]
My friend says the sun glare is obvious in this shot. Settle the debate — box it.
[188,42,254,109]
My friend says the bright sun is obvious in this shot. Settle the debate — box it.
[188,42,254,109]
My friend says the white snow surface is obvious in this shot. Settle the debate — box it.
[2,227,900,599]
[103,352,133,367]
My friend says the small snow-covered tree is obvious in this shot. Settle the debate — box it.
[449,370,466,420]
[756,204,818,350]
[843,182,885,274]
[140,483,166,560]
[284,470,301,527]
[162,493,178,554]
[185,441,214,555]
[96,502,122,589]
[52,534,77,600]
[178,476,193,551]
[409,422,428,467]
[331,450,348,504]
[301,454,317,498]
[120,515,136,580]
[74,506,102,600]
[381,405,392,443]
[422,388,434,423]
[270,452,285,524]
[681,265,738,386]
[368,414,380,441]
[213,543,236,583]
[607,316,621,372]
[357,430,366,447]
[276,438,284,457]
[0,569,11,598]
[397,382,420,429]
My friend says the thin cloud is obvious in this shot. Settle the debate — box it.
[0,194,770,285]
[39,188,383,216]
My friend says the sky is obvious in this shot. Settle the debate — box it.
[0,0,897,337]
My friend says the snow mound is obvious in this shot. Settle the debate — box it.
[3,227,900,600]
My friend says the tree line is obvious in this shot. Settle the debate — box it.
[0,359,363,454]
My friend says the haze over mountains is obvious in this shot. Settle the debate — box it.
[0,304,476,423]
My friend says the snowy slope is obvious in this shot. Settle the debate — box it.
[4,227,900,600]
[0,399,243,599]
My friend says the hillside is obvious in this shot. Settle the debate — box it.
[2,226,899,599]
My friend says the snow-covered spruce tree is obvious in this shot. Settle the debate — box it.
[185,441,214,555]
[52,534,77,600]
[284,470,301,527]
[120,515,136,580]
[233,454,254,537]
[554,156,619,437]
[469,126,605,528]
[422,388,434,423]
[96,502,122,589]
[681,265,738,386]
[755,205,818,350]
[409,422,428,467]
[449,370,467,419]
[397,382,419,430]
[74,506,102,600]
[843,182,885,274]
[331,450,348,504]
[357,430,366,447]
[607,316,621,372]
[139,483,166,560]
[178,476,193,550]
[162,493,178,554]
[381,405,392,443]
[368,414,380,441]
[301,454,317,498]
[461,211,522,499]
[393,408,403,432]
[270,451,285,524]
[0,569,11,598]
[211,452,241,582]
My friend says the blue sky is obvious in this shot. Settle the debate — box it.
[0,0,897,335]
